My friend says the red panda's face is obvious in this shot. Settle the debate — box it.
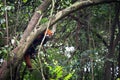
[44,29,53,38]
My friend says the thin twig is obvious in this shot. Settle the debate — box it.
[4,0,9,45]
[37,0,55,80]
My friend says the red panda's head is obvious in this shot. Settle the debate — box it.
[44,29,53,38]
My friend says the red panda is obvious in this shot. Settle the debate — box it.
[24,29,53,69]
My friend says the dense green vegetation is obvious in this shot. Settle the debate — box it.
[0,0,120,80]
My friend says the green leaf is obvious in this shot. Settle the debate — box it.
[40,18,48,24]
[22,0,28,3]
[64,73,72,80]
[116,78,120,80]
[2,49,8,54]
[0,31,3,36]
[36,10,42,14]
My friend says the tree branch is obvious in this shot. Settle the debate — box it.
[13,0,52,54]
[69,14,108,48]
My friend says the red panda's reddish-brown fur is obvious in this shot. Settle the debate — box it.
[24,54,32,68]
[24,29,53,70]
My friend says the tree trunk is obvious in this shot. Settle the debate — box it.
[104,49,115,80]
[104,3,120,80]
[117,44,120,78]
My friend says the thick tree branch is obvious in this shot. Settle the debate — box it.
[13,0,52,54]
[21,0,52,42]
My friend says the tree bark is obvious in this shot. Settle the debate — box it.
[0,0,118,80]
[104,3,120,80]
[117,44,120,78]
